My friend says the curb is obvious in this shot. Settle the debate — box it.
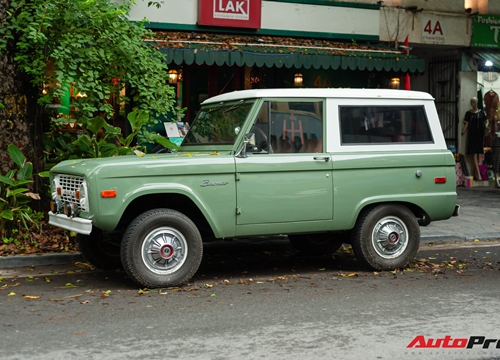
[0,252,82,269]
[2,234,500,269]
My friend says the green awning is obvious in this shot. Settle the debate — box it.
[153,32,425,73]
[475,51,500,69]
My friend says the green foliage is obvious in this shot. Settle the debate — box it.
[0,145,42,238]
[44,110,178,164]
[2,0,179,161]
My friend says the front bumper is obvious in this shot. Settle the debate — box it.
[48,211,93,235]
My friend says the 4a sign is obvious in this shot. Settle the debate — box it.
[422,18,445,43]
[198,0,262,29]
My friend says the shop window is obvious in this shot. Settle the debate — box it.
[339,105,434,144]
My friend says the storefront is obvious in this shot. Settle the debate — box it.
[130,0,425,122]
[461,14,500,186]
[153,31,424,122]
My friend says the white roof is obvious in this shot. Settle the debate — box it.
[202,88,434,104]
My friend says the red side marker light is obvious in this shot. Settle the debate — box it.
[435,177,446,184]
[101,190,117,198]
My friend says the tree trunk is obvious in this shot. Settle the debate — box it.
[0,0,44,207]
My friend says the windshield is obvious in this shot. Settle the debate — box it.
[182,100,255,146]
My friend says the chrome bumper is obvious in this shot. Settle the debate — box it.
[48,211,93,235]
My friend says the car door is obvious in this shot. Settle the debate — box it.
[234,100,333,229]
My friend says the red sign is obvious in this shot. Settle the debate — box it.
[198,0,262,29]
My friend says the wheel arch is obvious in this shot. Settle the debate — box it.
[117,193,216,239]
[353,201,427,228]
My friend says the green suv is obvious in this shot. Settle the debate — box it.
[49,88,459,288]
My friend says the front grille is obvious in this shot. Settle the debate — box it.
[58,175,85,211]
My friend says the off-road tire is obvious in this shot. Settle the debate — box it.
[121,209,203,289]
[352,204,420,270]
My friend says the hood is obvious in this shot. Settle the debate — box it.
[51,151,234,179]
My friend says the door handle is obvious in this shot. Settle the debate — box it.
[313,156,330,162]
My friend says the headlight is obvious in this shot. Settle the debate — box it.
[51,178,61,200]
[78,180,89,212]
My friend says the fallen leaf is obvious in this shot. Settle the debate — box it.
[23,295,40,299]
[7,292,16,296]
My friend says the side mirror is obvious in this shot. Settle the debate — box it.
[237,133,254,158]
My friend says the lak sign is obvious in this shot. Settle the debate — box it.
[198,0,262,29]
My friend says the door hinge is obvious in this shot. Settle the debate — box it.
[235,173,241,181]
[236,206,241,215]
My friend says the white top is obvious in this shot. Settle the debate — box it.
[202,88,435,104]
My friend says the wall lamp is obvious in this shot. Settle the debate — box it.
[294,73,303,87]
[168,69,178,85]
[390,77,401,89]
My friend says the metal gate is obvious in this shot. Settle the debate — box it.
[429,55,459,149]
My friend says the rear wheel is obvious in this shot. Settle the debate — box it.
[121,209,203,288]
[352,204,419,270]
[288,232,347,255]
[77,229,122,269]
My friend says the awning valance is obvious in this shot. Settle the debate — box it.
[475,51,500,69]
[152,32,425,73]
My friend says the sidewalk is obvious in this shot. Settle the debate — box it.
[420,185,500,243]
[1,186,499,269]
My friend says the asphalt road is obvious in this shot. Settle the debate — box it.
[1,239,500,360]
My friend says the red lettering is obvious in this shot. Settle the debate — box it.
[425,338,443,348]
[424,20,433,34]
[407,335,426,348]
[407,335,468,348]
[433,21,443,35]
[452,338,468,348]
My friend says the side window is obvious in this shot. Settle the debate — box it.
[248,100,324,154]
[339,105,434,144]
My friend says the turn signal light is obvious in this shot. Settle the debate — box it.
[434,177,446,184]
[101,190,117,198]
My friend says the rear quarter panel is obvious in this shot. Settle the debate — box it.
[325,97,457,230]
[330,150,456,230]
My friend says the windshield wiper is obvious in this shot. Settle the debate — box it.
[205,102,224,114]
[223,100,244,113]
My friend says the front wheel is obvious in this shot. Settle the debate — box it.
[352,204,420,271]
[121,209,203,288]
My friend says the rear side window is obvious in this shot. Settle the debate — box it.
[339,106,433,144]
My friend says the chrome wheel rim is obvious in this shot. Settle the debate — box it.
[371,216,408,259]
[141,227,188,275]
